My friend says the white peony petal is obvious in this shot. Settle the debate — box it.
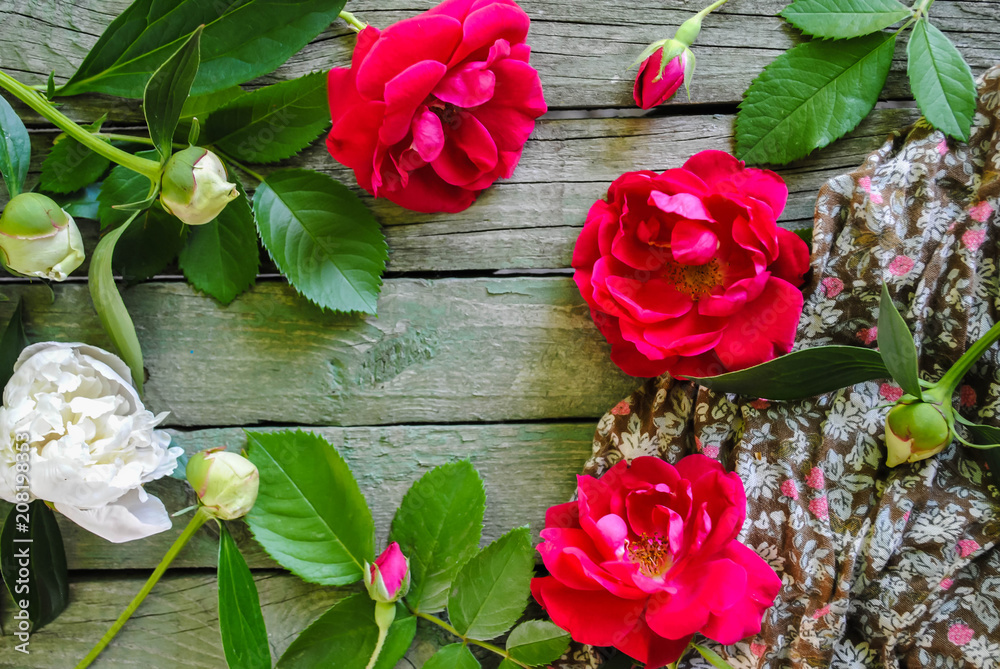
[55,489,172,543]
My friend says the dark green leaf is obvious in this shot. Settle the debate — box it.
[181,86,244,120]
[735,32,896,165]
[97,151,160,230]
[245,430,375,585]
[0,92,31,197]
[144,26,203,163]
[0,300,28,389]
[59,0,348,99]
[448,527,535,641]
[253,169,387,314]
[692,643,736,669]
[39,120,112,194]
[1,500,69,631]
[203,72,331,164]
[596,650,640,669]
[113,206,187,284]
[390,461,486,614]
[507,620,571,665]
[276,594,415,669]
[907,19,977,141]
[46,72,56,100]
[178,177,258,304]
[218,524,271,669]
[780,0,911,39]
[50,184,103,221]
[793,226,813,247]
[690,346,889,400]
[877,283,923,399]
[89,211,145,392]
[424,644,480,669]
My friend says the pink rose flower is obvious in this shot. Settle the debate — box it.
[326,0,548,213]
[531,455,781,669]
[634,47,686,110]
[572,151,810,378]
[947,623,974,646]
[364,542,411,603]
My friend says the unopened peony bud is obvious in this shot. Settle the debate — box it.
[364,542,410,603]
[0,193,85,280]
[160,146,238,226]
[186,449,259,519]
[885,399,953,467]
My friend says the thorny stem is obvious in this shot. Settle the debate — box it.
[340,10,368,32]
[413,611,533,668]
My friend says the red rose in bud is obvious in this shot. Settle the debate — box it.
[531,455,782,669]
[634,47,686,110]
[326,0,548,213]
[572,150,810,379]
[365,542,411,603]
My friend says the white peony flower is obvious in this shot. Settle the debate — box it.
[0,342,182,543]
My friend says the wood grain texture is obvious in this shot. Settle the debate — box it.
[1,0,997,117]
[0,423,593,570]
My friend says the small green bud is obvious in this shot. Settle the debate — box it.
[0,193,85,281]
[160,146,238,226]
[186,449,259,520]
[885,398,953,467]
[674,14,703,47]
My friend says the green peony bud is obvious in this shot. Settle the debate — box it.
[885,398,953,467]
[160,146,238,226]
[186,449,259,520]
[0,193,85,281]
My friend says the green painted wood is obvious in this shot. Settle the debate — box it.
[0,423,593,570]
[1,1,996,116]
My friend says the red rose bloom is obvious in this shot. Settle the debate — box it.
[531,455,782,669]
[573,150,810,378]
[326,0,548,213]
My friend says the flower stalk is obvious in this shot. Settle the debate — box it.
[364,601,396,669]
[340,10,367,32]
[413,611,533,669]
[73,508,211,669]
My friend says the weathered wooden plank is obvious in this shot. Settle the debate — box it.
[0,572,456,668]
[17,107,919,274]
[0,423,592,570]
[1,0,996,117]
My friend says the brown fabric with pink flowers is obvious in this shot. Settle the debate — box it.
[557,66,1000,668]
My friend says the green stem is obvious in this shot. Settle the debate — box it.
[73,509,211,669]
[340,10,368,32]
[938,320,1000,392]
[365,601,396,669]
[692,0,733,21]
[0,69,161,181]
[213,150,266,182]
[413,611,532,669]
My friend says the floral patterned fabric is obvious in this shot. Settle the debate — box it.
[561,65,1000,668]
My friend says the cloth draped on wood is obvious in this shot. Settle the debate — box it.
[560,65,1000,668]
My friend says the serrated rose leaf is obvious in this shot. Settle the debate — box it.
[907,19,977,141]
[780,0,911,39]
[507,620,571,665]
[423,644,480,669]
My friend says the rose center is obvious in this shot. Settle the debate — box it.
[627,532,673,577]
[662,257,724,300]
[429,100,461,128]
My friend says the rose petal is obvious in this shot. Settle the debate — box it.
[431,112,499,186]
[615,616,692,669]
[670,221,720,266]
[713,277,803,371]
[633,50,685,110]
[433,61,497,108]
[644,557,747,639]
[769,227,811,287]
[531,576,646,647]
[356,15,464,100]
[700,542,782,644]
[411,108,446,162]
[380,60,448,145]
[449,3,530,66]
[683,150,788,218]
[605,276,694,324]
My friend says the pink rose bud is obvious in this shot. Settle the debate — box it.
[633,44,687,109]
[364,542,411,603]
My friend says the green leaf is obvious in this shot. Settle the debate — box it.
[181,86,245,120]
[390,461,486,614]
[245,430,375,585]
[735,32,896,165]
[276,594,414,669]
[51,183,103,221]
[692,643,736,669]
[0,92,31,197]
[793,226,813,247]
[877,283,923,399]
[97,150,160,230]
[690,346,890,400]
[448,527,535,641]
[113,206,187,284]
[1,500,69,631]
[178,177,259,304]
[203,72,331,164]
[780,0,912,39]
[423,644,480,669]
[218,524,271,669]
[39,121,112,194]
[0,300,28,389]
[144,26,203,163]
[506,620,571,666]
[89,211,145,393]
[253,169,387,314]
[59,0,348,99]
[907,19,977,141]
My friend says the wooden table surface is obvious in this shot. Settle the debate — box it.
[0,0,998,666]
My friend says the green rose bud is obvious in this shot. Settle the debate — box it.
[885,398,953,467]
[160,146,238,226]
[674,14,703,47]
[186,449,259,519]
[0,192,85,281]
